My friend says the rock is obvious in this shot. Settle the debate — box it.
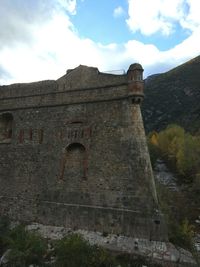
[0,249,11,266]
[154,159,179,191]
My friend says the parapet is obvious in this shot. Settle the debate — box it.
[0,64,144,112]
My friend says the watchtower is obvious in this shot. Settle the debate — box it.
[0,64,167,241]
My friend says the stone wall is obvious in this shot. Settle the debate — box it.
[0,64,167,241]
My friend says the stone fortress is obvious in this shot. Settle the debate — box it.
[0,63,167,240]
[1,64,198,266]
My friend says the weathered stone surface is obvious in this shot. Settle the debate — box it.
[154,159,179,191]
[0,64,166,241]
[0,249,11,265]
[26,223,197,267]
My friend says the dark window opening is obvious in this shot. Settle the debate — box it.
[132,97,142,104]
[0,113,13,143]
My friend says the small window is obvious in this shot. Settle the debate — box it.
[0,113,13,143]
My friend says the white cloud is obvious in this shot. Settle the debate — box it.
[180,0,200,31]
[126,0,200,36]
[0,0,200,85]
[58,0,77,15]
[0,0,78,48]
[113,6,125,18]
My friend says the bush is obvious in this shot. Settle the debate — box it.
[0,216,10,255]
[90,246,117,267]
[54,234,94,267]
[54,233,119,267]
[7,224,47,267]
[169,219,195,251]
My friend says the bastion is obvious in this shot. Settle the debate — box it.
[0,64,167,241]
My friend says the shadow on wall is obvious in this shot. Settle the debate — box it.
[0,112,13,143]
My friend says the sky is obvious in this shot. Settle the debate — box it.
[0,0,200,85]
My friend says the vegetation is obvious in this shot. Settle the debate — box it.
[142,55,200,133]
[148,124,200,251]
[0,219,162,267]
[148,124,200,184]
[0,219,47,266]
[0,217,10,256]
[53,234,117,267]
[155,182,195,251]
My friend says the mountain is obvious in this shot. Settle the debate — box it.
[142,55,200,134]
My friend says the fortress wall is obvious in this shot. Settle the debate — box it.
[0,84,127,111]
[0,97,166,240]
[0,65,167,241]
[0,80,57,99]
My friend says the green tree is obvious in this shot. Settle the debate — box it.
[158,124,185,163]
[149,124,200,184]
[178,134,200,179]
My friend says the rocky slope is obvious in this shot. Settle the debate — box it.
[142,55,200,133]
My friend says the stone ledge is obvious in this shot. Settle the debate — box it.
[26,223,197,267]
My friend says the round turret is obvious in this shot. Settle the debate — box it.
[128,63,144,82]
[127,63,144,104]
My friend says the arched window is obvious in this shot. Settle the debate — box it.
[59,143,87,181]
[0,113,13,143]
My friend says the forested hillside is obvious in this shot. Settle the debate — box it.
[143,56,200,262]
[148,124,200,260]
[142,55,200,133]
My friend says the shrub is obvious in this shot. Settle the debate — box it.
[7,224,47,267]
[54,234,118,267]
[54,234,93,267]
[90,246,117,267]
[0,216,10,255]
[169,219,195,251]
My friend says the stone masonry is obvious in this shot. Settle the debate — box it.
[0,64,167,241]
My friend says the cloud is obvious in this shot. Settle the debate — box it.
[180,0,200,31]
[0,0,77,48]
[113,6,125,18]
[58,0,77,15]
[0,65,12,84]
[0,0,200,85]
[126,0,200,36]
